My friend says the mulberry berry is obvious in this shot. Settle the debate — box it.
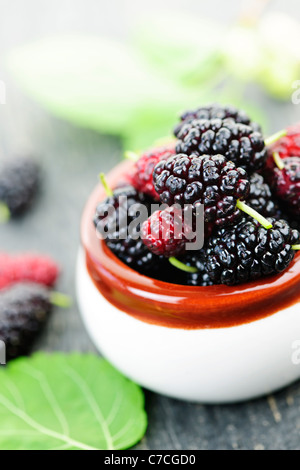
[264,157,300,217]
[94,185,160,272]
[141,206,193,257]
[268,122,300,159]
[0,253,59,291]
[205,218,300,286]
[246,173,280,219]
[0,283,52,360]
[174,103,261,137]
[128,144,175,200]
[153,153,250,229]
[177,250,214,286]
[0,158,40,217]
[176,118,267,173]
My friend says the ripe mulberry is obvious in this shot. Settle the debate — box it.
[94,185,160,272]
[174,103,261,137]
[0,158,39,217]
[176,118,267,173]
[205,218,300,286]
[153,153,250,229]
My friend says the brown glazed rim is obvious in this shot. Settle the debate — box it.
[81,160,300,329]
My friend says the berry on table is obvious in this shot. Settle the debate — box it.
[205,218,300,286]
[0,283,53,360]
[0,157,40,221]
[0,253,59,291]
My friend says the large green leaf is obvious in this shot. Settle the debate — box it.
[133,13,224,87]
[6,32,269,150]
[0,353,147,450]
[123,88,214,150]
[222,12,300,100]
[257,12,300,100]
[123,91,268,150]
[7,35,196,139]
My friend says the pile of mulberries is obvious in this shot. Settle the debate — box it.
[95,103,300,287]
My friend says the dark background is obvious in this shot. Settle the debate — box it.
[1,0,300,450]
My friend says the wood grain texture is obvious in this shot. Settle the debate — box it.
[0,0,300,450]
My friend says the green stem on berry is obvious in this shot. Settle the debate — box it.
[273,152,285,170]
[236,200,273,229]
[50,292,72,308]
[292,245,300,251]
[99,173,113,197]
[265,129,287,147]
[124,151,139,162]
[169,257,199,274]
[0,202,10,224]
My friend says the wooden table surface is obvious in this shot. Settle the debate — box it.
[1,0,300,450]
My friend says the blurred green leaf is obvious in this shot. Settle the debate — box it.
[133,13,224,87]
[222,26,263,82]
[7,30,270,151]
[0,353,147,450]
[124,90,268,150]
[222,12,300,100]
[257,12,300,99]
[7,36,197,137]
[123,89,214,150]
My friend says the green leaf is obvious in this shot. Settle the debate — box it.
[6,31,270,150]
[221,25,263,82]
[0,202,10,224]
[0,353,147,450]
[122,88,210,150]
[257,12,300,100]
[6,35,197,138]
[123,90,268,150]
[133,13,224,87]
[222,12,300,100]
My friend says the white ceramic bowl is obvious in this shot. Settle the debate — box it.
[76,249,300,403]
[76,161,300,403]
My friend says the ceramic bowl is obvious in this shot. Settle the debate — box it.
[76,161,300,403]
